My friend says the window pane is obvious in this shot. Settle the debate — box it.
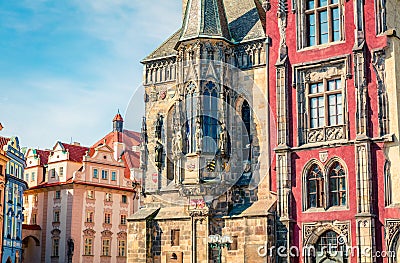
[310,194,317,207]
[319,11,329,44]
[330,178,338,191]
[310,84,318,94]
[307,0,315,9]
[332,8,340,41]
[330,193,338,206]
[307,14,316,46]
[318,0,328,6]
[309,180,317,192]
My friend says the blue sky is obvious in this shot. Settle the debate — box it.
[0,0,181,149]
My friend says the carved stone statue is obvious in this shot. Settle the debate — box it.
[172,128,183,159]
[195,117,203,153]
[219,123,228,156]
[155,141,163,169]
[155,114,163,140]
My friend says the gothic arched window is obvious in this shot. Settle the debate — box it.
[185,83,197,153]
[203,81,219,153]
[307,164,324,208]
[314,230,347,263]
[328,162,346,207]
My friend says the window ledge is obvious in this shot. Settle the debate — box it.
[298,40,346,52]
[303,206,349,213]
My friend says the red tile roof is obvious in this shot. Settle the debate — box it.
[61,143,89,163]
[122,150,140,178]
[113,113,124,122]
[0,136,10,149]
[36,149,51,166]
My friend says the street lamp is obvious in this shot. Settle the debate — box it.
[208,234,233,263]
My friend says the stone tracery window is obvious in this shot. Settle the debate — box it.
[307,164,324,208]
[185,83,197,154]
[304,159,347,210]
[328,162,346,207]
[203,81,219,154]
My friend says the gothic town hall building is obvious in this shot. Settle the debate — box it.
[127,0,400,263]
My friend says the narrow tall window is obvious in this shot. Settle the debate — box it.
[102,239,111,256]
[53,211,60,223]
[86,211,94,223]
[31,172,36,182]
[307,164,324,208]
[104,213,111,224]
[59,167,63,177]
[121,195,127,204]
[328,162,346,206]
[101,170,108,180]
[52,238,60,257]
[84,238,93,255]
[203,81,219,153]
[118,240,126,257]
[242,100,251,161]
[305,0,341,47]
[111,171,116,181]
[171,229,180,246]
[120,215,127,225]
[55,190,61,199]
[93,169,98,179]
[185,83,197,153]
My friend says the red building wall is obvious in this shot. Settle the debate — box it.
[265,0,396,262]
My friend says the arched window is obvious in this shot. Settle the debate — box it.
[203,81,219,153]
[185,83,197,153]
[314,230,347,262]
[307,164,324,208]
[328,162,346,207]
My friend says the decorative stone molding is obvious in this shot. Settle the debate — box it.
[303,221,350,246]
[83,229,96,237]
[372,49,389,136]
[294,58,348,146]
[386,220,400,249]
[101,230,113,238]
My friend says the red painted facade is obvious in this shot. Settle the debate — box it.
[266,0,399,262]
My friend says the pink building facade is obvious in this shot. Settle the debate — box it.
[22,114,141,263]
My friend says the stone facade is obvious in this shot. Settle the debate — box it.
[128,0,276,262]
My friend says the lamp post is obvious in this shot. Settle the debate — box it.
[208,234,233,263]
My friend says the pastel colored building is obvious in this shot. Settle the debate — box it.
[0,133,10,261]
[0,136,28,263]
[22,114,141,263]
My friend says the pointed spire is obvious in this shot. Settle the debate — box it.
[179,0,231,42]
[113,110,124,133]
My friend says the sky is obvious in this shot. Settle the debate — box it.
[0,0,182,149]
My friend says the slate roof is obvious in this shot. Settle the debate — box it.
[180,0,231,42]
[143,0,266,62]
